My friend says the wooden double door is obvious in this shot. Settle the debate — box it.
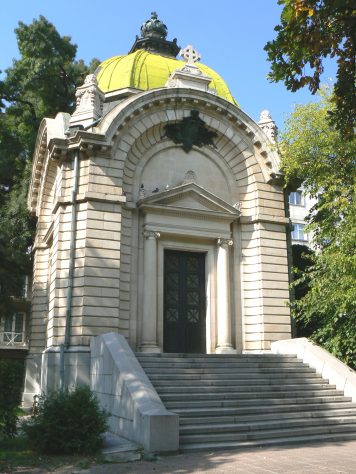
[163,250,206,353]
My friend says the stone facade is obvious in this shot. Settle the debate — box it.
[23,35,292,404]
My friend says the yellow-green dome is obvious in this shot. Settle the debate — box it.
[97,50,237,105]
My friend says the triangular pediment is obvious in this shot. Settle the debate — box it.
[138,182,240,217]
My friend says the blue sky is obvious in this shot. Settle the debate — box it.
[1,0,336,130]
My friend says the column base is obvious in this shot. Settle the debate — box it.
[215,344,237,354]
[140,343,161,354]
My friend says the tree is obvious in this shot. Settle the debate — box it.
[291,244,316,338]
[279,91,356,368]
[265,0,356,138]
[0,16,99,316]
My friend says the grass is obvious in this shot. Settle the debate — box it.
[0,436,102,473]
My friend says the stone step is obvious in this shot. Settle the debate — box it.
[164,395,350,409]
[178,407,356,425]
[148,372,325,382]
[180,415,356,435]
[137,353,356,451]
[158,384,336,394]
[150,375,328,390]
[180,423,356,444]
[136,353,298,360]
[143,366,316,374]
[160,388,343,401]
[139,361,308,369]
[179,432,356,452]
[179,409,356,429]
[136,356,302,364]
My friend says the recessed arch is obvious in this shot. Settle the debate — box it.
[98,88,281,185]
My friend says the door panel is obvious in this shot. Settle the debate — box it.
[164,250,206,353]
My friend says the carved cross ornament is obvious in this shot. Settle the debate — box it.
[180,45,201,65]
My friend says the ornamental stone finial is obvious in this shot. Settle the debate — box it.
[258,109,277,143]
[260,110,272,121]
[69,73,104,129]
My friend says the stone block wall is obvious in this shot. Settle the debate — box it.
[241,220,291,351]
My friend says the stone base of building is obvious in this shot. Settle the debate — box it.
[22,346,90,408]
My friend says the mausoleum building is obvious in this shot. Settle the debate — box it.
[24,13,292,406]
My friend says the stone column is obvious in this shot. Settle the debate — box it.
[141,231,161,353]
[216,238,235,354]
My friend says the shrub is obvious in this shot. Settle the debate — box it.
[22,386,108,454]
[0,359,24,438]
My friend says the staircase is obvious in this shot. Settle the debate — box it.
[136,353,356,452]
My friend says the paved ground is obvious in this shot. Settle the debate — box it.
[8,440,356,473]
[46,440,356,474]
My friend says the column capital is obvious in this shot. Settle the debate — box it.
[217,238,233,247]
[143,230,160,240]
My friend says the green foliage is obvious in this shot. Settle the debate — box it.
[265,0,356,138]
[22,386,108,454]
[0,16,97,156]
[292,244,314,306]
[0,436,100,472]
[0,16,99,316]
[0,359,24,438]
[0,162,35,314]
[280,91,356,368]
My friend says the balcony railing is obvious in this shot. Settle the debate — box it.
[0,332,28,348]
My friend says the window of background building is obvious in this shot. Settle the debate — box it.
[289,190,304,206]
[291,223,307,241]
[2,312,25,343]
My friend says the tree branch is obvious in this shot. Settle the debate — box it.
[2,94,37,121]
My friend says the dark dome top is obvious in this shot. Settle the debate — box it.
[141,12,168,39]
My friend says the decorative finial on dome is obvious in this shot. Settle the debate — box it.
[141,12,168,39]
[129,12,180,57]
